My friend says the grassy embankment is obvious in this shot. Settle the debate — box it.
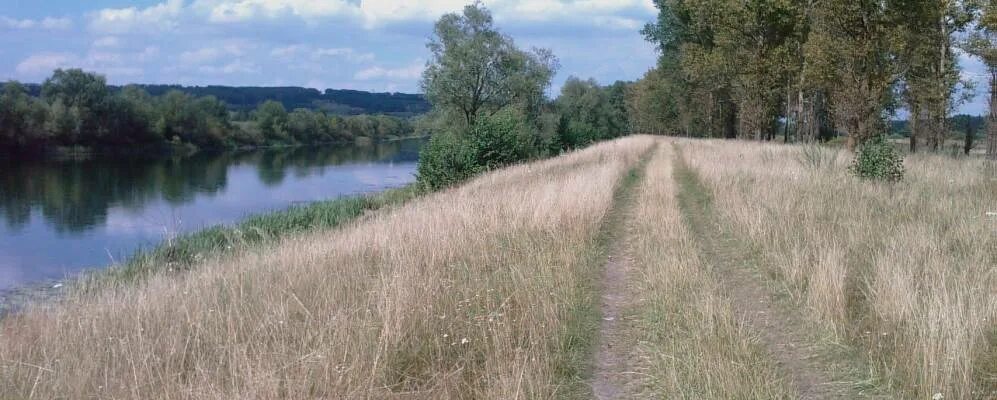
[1,135,993,399]
[677,140,996,399]
[0,136,656,398]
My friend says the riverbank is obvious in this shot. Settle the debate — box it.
[0,135,429,162]
[0,184,422,316]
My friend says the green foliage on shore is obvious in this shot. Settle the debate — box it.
[0,69,417,156]
[415,4,633,190]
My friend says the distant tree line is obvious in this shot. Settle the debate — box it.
[20,83,430,116]
[415,4,632,189]
[632,0,996,158]
[0,69,418,156]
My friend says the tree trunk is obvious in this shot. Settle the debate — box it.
[723,97,738,139]
[910,104,919,153]
[964,117,975,155]
[988,68,997,161]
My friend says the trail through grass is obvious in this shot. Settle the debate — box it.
[674,145,885,399]
[588,143,654,399]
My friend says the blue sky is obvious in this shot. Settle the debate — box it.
[0,1,989,114]
[0,1,659,93]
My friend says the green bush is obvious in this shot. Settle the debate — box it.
[849,135,905,182]
[469,108,536,169]
[416,131,482,190]
[417,108,541,190]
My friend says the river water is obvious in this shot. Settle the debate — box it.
[0,139,423,290]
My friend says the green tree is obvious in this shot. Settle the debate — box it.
[41,69,112,145]
[965,0,997,159]
[892,0,976,152]
[807,1,898,150]
[0,82,46,147]
[254,100,289,143]
[421,3,558,128]
[555,77,629,149]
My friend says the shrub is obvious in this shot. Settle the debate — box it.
[469,108,537,169]
[849,135,905,182]
[416,131,481,190]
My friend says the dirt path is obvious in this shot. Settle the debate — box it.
[591,241,635,399]
[589,149,652,399]
[673,153,864,400]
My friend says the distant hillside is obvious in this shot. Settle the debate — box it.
[24,84,431,117]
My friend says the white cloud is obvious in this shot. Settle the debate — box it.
[354,61,425,81]
[168,0,657,30]
[358,0,465,27]
[270,44,308,58]
[13,47,161,82]
[180,48,223,64]
[181,42,254,65]
[198,60,260,74]
[15,53,77,76]
[358,0,657,27]
[40,17,74,30]
[311,48,375,63]
[88,0,184,34]
[1,16,72,30]
[93,36,122,48]
[270,45,374,63]
[196,0,357,23]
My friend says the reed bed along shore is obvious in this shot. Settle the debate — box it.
[681,140,996,399]
[0,136,656,399]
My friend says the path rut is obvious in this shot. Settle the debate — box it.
[590,147,652,400]
[674,152,864,399]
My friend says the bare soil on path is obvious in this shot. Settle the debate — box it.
[590,148,651,400]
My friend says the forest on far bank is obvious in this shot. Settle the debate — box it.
[0,70,419,157]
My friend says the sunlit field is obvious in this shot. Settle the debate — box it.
[1,136,993,399]
[680,139,996,398]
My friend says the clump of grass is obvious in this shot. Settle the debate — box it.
[0,136,657,399]
[682,139,996,399]
[796,143,841,170]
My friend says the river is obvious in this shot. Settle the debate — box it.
[0,139,423,290]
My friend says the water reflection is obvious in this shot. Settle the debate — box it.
[0,139,422,289]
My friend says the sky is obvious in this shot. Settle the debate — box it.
[0,0,989,115]
[0,0,659,94]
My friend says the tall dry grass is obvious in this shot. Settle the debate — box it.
[0,136,656,399]
[680,140,997,399]
[625,144,794,399]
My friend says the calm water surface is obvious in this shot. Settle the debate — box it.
[0,139,423,290]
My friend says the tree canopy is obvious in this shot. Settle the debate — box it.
[421,3,558,128]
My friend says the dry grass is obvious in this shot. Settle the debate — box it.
[680,139,997,399]
[0,137,656,399]
[624,144,794,399]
